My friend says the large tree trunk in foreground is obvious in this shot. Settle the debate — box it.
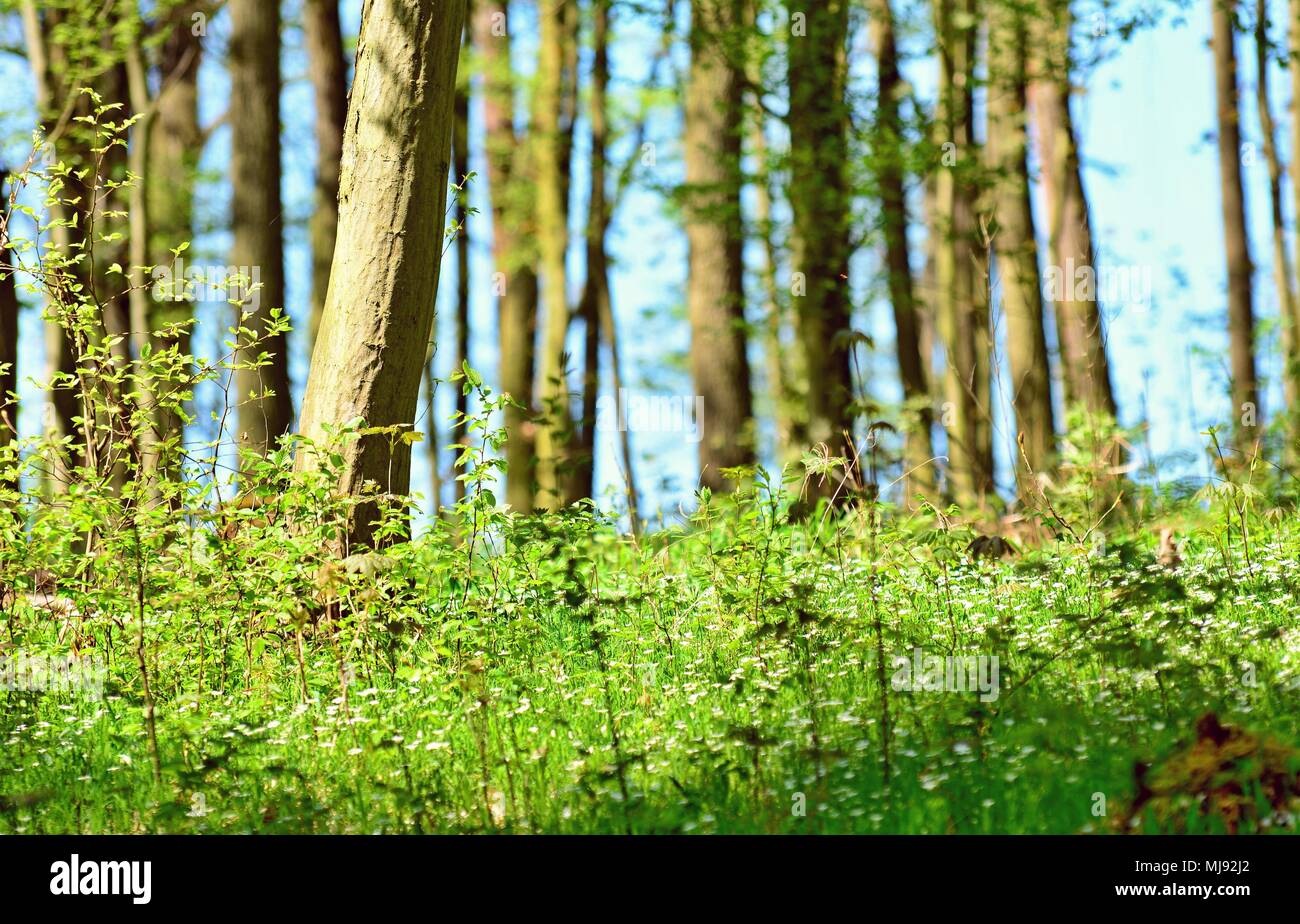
[871,0,935,503]
[987,0,1055,484]
[685,0,754,492]
[476,0,539,512]
[788,0,854,493]
[1211,0,1259,452]
[304,0,349,351]
[296,0,467,548]
[230,0,294,461]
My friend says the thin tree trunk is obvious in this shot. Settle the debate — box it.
[571,0,609,503]
[1257,0,1300,463]
[453,58,471,504]
[533,0,575,509]
[304,0,348,351]
[1211,0,1259,451]
[475,0,538,513]
[296,0,468,549]
[685,0,754,493]
[871,0,935,503]
[149,2,203,474]
[1030,0,1116,422]
[987,0,1055,482]
[788,0,854,491]
[931,0,991,507]
[230,0,293,462]
[1,172,17,467]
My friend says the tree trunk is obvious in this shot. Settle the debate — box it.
[788,0,854,490]
[452,56,471,504]
[533,0,575,509]
[685,0,754,493]
[871,0,935,503]
[149,2,204,474]
[475,0,538,513]
[296,0,467,548]
[304,0,349,351]
[987,0,1055,482]
[1030,0,1116,422]
[1,172,17,462]
[1211,0,1259,451]
[931,0,992,507]
[1258,0,1300,464]
[230,0,294,461]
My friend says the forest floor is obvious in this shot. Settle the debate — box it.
[2,487,1300,834]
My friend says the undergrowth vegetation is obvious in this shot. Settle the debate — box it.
[3,431,1300,833]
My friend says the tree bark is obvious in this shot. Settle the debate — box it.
[1257,0,1300,463]
[1029,0,1116,422]
[931,0,992,507]
[304,0,349,351]
[1,172,17,462]
[296,0,467,547]
[987,0,1055,483]
[1211,0,1259,451]
[685,0,754,492]
[788,0,854,489]
[475,1,538,512]
[230,0,294,461]
[533,0,576,509]
[871,0,935,503]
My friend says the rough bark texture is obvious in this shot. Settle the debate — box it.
[1211,0,1259,450]
[872,0,935,503]
[788,0,855,486]
[304,0,349,349]
[295,0,468,546]
[685,0,754,492]
[230,0,294,460]
[1029,0,1116,422]
[987,0,1055,481]
[476,0,538,512]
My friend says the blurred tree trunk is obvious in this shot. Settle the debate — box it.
[788,0,854,494]
[475,1,538,513]
[987,0,1054,483]
[685,0,754,493]
[304,0,348,350]
[148,2,204,476]
[1030,0,1116,423]
[931,0,992,507]
[296,0,467,548]
[571,0,606,503]
[230,0,293,462]
[1291,0,1300,457]
[533,0,575,509]
[1,173,16,463]
[871,0,935,504]
[452,50,471,504]
[1257,0,1300,464]
[1211,0,1259,451]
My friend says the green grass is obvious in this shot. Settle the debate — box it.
[4,481,1300,835]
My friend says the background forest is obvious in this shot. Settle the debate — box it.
[1,0,1299,836]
